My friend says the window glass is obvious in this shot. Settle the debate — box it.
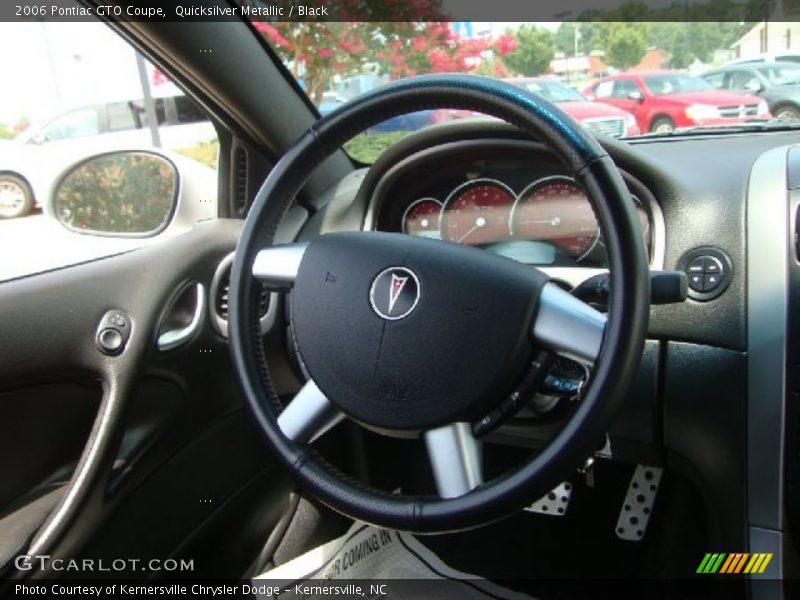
[521,80,585,103]
[759,64,800,85]
[703,72,725,89]
[728,70,759,90]
[0,21,219,282]
[41,108,99,141]
[593,81,614,98]
[642,74,712,95]
[611,80,640,98]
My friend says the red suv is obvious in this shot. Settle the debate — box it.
[584,71,771,133]
[433,77,640,138]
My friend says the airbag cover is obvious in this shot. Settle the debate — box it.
[291,232,547,430]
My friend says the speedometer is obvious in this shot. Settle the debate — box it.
[510,176,599,262]
[441,179,516,245]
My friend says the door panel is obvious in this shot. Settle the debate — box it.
[0,218,293,578]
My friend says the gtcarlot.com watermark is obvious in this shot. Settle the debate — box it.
[14,554,194,573]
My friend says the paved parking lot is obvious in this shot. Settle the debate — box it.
[0,212,147,281]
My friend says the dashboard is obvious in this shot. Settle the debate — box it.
[369,141,661,272]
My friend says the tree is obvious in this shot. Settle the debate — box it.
[255,22,516,104]
[649,21,751,68]
[605,24,648,69]
[575,22,649,69]
[575,0,754,69]
[501,25,555,77]
[554,23,579,57]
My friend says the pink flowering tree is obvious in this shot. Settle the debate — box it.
[253,20,517,105]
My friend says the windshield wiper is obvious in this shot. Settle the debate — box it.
[634,118,800,139]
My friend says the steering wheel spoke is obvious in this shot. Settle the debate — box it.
[532,283,607,367]
[252,242,309,290]
[277,379,344,443]
[424,423,483,498]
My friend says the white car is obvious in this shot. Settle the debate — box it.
[0,94,215,219]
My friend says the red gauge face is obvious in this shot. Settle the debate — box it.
[441,179,516,245]
[402,198,442,238]
[510,177,600,261]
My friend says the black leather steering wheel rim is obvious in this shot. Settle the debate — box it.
[229,74,649,532]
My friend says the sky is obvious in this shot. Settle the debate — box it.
[0,20,548,128]
[0,21,158,126]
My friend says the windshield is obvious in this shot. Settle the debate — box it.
[758,63,800,85]
[641,74,713,95]
[248,18,800,162]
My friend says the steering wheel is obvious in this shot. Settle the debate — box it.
[229,74,649,533]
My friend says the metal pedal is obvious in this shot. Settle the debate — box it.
[615,465,663,541]
[525,481,572,516]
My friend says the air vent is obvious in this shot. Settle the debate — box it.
[233,147,248,217]
[210,252,272,338]
[215,267,268,320]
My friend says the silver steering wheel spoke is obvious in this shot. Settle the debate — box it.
[278,379,344,444]
[252,242,309,290]
[532,283,607,367]
[424,423,483,498]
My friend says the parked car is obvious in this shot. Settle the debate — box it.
[0,94,214,219]
[725,52,800,66]
[432,77,640,138]
[318,93,433,133]
[702,62,800,120]
[584,71,771,133]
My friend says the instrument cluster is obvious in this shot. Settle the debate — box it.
[398,175,651,267]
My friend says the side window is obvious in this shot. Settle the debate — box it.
[704,72,725,89]
[0,20,220,282]
[593,81,614,98]
[611,80,640,98]
[728,70,758,90]
[41,108,100,141]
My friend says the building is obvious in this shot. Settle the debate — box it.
[731,21,800,58]
[547,48,667,83]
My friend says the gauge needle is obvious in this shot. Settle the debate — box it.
[457,216,487,243]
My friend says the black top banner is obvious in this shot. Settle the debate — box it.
[3,0,800,23]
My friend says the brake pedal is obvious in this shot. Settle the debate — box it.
[615,465,663,541]
[525,481,572,516]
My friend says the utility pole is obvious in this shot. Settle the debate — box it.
[135,51,161,148]
[555,11,573,84]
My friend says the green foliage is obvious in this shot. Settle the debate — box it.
[649,22,751,68]
[576,0,754,69]
[344,132,408,164]
[554,23,579,57]
[605,24,648,70]
[176,140,219,169]
[501,25,555,77]
[0,124,13,140]
[578,22,649,69]
[55,153,176,234]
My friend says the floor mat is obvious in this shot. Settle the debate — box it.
[255,521,532,599]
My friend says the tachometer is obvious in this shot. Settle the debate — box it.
[441,179,516,245]
[510,176,599,262]
[402,197,442,238]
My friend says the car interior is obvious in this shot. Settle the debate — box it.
[1,5,800,600]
